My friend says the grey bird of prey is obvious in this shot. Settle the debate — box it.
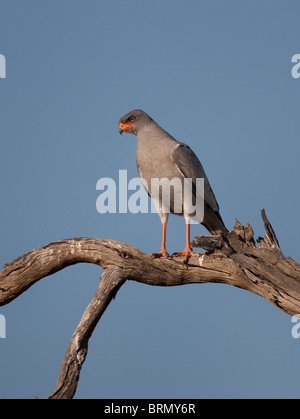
[119,109,227,261]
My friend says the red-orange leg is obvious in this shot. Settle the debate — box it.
[172,222,198,261]
[150,221,170,258]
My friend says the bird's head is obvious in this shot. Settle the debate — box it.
[118,109,152,135]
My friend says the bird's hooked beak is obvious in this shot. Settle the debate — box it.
[119,122,134,135]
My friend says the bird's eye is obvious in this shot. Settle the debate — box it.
[129,116,135,122]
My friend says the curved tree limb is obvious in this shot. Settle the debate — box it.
[47,267,126,399]
[1,210,300,398]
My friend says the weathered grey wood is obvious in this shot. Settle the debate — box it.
[0,210,299,398]
[47,267,126,399]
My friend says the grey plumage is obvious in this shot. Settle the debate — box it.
[119,109,227,233]
[119,109,227,259]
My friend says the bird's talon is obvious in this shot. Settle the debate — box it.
[172,250,199,261]
[149,252,170,259]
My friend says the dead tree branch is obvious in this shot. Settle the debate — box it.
[0,209,299,398]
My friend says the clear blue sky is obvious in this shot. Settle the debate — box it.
[1,0,300,399]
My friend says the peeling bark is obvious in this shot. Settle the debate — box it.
[0,210,299,398]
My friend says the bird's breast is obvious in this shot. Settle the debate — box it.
[136,139,187,215]
[136,142,181,187]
